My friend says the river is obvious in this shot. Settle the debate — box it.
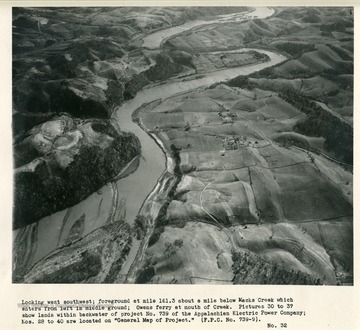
[116,7,282,233]
[14,7,287,280]
[115,50,286,219]
[114,48,286,280]
[143,7,275,49]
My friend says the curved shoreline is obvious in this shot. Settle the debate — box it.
[116,104,175,282]
[119,50,286,281]
[116,48,288,281]
[142,7,274,49]
[141,50,271,91]
[14,7,288,283]
[131,116,171,216]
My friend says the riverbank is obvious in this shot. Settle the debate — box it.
[112,47,287,283]
[142,7,274,49]
[117,103,179,283]
[13,7,290,283]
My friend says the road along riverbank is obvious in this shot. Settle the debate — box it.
[13,7,287,282]
[115,48,287,282]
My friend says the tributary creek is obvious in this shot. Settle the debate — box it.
[14,7,287,280]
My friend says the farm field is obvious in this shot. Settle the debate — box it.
[135,76,352,284]
[12,6,353,285]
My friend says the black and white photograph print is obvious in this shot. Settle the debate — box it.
[12,6,353,285]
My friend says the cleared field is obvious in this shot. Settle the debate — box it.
[14,115,115,170]
[141,220,337,284]
[14,6,352,285]
[299,220,353,282]
[136,74,352,284]
[272,164,351,221]
[192,51,269,73]
[142,112,185,130]
[132,7,353,285]
[180,148,256,171]
[249,75,352,125]
[232,223,336,284]
[140,222,234,284]
[166,130,223,151]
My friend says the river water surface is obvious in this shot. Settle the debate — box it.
[115,49,286,225]
[14,7,287,277]
[143,7,274,49]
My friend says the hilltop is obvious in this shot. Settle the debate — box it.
[12,7,353,285]
[133,82,352,285]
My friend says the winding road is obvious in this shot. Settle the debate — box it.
[115,7,288,283]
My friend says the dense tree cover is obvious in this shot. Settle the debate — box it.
[13,112,55,140]
[135,239,183,283]
[13,130,140,229]
[295,113,353,164]
[170,50,194,68]
[279,89,353,164]
[232,251,321,285]
[325,43,353,61]
[274,42,316,58]
[148,144,183,247]
[91,120,119,138]
[135,265,156,284]
[106,80,125,108]
[124,53,183,99]
[227,77,353,165]
[133,215,147,240]
[301,13,321,23]
[320,20,353,33]
[146,54,183,82]
[49,84,111,119]
[13,82,111,137]
[33,251,102,283]
[274,134,311,150]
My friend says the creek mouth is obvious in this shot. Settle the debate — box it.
[13,7,287,281]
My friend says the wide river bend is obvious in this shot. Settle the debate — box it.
[14,7,287,279]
